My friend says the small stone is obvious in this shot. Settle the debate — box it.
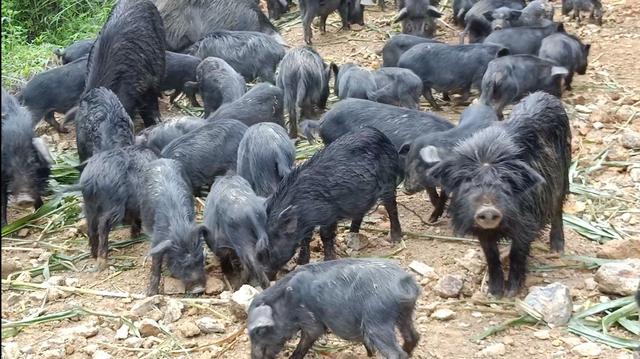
[551,350,566,358]
[584,278,597,291]
[560,336,582,347]
[61,323,99,338]
[594,259,640,296]
[423,301,440,315]
[231,285,260,312]
[115,324,129,340]
[142,336,161,349]
[93,350,112,359]
[123,337,143,348]
[533,330,550,340]
[408,261,438,279]
[42,349,65,359]
[163,299,184,324]
[592,121,604,130]
[6,293,21,306]
[18,228,30,237]
[130,296,162,317]
[456,249,485,274]
[345,233,369,250]
[20,344,34,354]
[82,343,98,355]
[1,259,23,279]
[571,342,602,357]
[630,166,640,183]
[621,131,640,149]
[46,276,65,286]
[471,311,483,318]
[597,239,640,260]
[16,271,31,282]
[434,274,464,298]
[196,317,225,334]
[430,308,456,321]
[163,277,186,294]
[552,339,563,347]
[523,282,573,326]
[2,342,19,359]
[136,318,162,337]
[502,336,514,345]
[477,343,506,357]
[575,105,592,114]
[64,277,79,287]
[205,276,225,296]
[177,321,201,338]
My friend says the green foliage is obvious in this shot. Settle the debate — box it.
[1,0,115,88]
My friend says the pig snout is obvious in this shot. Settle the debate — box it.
[14,193,36,208]
[474,205,502,229]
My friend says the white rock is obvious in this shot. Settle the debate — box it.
[20,345,34,355]
[571,342,602,357]
[196,317,225,334]
[82,343,99,355]
[163,299,184,324]
[430,308,456,321]
[456,249,485,274]
[2,342,19,359]
[231,285,260,312]
[408,261,438,278]
[177,321,201,338]
[115,324,129,340]
[594,259,640,296]
[60,324,99,338]
[533,330,550,340]
[93,350,112,359]
[42,349,65,359]
[477,343,506,357]
[123,337,143,348]
[584,277,597,291]
[46,276,65,286]
[592,121,604,130]
[524,282,573,326]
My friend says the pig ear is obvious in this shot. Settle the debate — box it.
[483,10,494,21]
[419,146,441,164]
[496,48,510,57]
[248,305,275,333]
[427,6,442,18]
[509,10,522,20]
[278,205,298,234]
[393,7,408,23]
[398,142,411,156]
[32,137,54,165]
[150,240,172,256]
[551,66,569,78]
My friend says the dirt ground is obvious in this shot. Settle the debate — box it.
[2,0,639,358]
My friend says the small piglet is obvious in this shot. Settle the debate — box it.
[248,259,421,359]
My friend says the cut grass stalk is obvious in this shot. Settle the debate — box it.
[473,315,539,341]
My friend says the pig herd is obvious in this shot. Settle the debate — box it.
[2,0,602,357]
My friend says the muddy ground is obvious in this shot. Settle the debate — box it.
[2,0,639,358]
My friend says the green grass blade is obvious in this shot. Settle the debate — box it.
[574,296,634,319]
[618,318,640,336]
[568,319,640,349]
[1,196,63,236]
[602,302,638,334]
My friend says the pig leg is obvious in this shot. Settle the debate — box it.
[549,209,565,253]
[44,111,68,133]
[505,237,532,297]
[1,185,7,227]
[130,218,141,239]
[364,344,375,357]
[565,72,574,91]
[302,11,314,45]
[382,194,402,242]
[422,87,441,110]
[454,89,470,106]
[96,217,112,271]
[429,189,448,223]
[478,233,504,297]
[139,91,160,127]
[398,317,420,355]
[320,14,329,34]
[364,324,408,359]
[319,222,337,261]
[87,216,99,259]
[297,230,314,265]
[290,327,323,359]
[442,92,450,101]
[349,216,363,233]
[147,253,163,296]
[338,1,350,30]
[425,186,440,208]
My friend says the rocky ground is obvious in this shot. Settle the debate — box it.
[1,0,639,358]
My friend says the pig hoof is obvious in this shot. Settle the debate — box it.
[504,288,519,298]
[387,233,402,243]
[96,258,109,272]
